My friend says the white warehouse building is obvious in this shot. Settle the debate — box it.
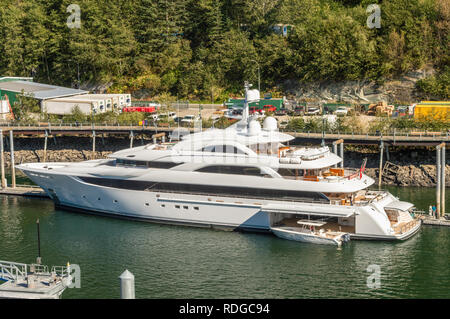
[0,79,132,116]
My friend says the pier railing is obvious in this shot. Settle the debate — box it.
[0,260,28,282]
[0,122,448,138]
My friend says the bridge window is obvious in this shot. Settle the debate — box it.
[196,165,265,176]
[116,159,178,169]
[201,145,246,154]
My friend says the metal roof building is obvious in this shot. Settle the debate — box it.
[0,80,88,102]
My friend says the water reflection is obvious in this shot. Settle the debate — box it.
[0,187,449,299]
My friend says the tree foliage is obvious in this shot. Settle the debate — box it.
[0,0,447,100]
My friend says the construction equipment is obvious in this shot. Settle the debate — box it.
[367,101,394,117]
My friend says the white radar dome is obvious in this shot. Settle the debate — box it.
[248,120,262,136]
[263,116,277,131]
[247,89,260,102]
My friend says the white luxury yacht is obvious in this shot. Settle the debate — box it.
[18,84,421,241]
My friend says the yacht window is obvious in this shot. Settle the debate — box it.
[147,161,179,169]
[277,168,304,177]
[116,159,178,169]
[201,145,246,154]
[196,165,265,176]
[78,176,329,203]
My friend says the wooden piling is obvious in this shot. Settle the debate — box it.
[0,129,6,189]
[130,131,134,149]
[9,130,15,189]
[378,140,384,187]
[43,130,48,163]
[441,144,446,217]
[92,130,96,159]
[436,142,446,218]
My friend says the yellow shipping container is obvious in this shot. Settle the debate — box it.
[413,101,450,122]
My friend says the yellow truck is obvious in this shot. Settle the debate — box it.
[413,101,450,122]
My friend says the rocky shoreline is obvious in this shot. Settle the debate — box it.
[1,136,449,187]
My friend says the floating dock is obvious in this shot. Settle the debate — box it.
[420,216,450,227]
[0,260,70,299]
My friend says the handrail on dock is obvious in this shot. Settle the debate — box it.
[0,260,28,282]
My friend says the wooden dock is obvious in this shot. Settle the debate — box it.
[0,186,49,198]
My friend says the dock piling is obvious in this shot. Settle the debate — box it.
[92,130,96,160]
[119,270,135,299]
[0,129,5,189]
[43,130,48,162]
[130,131,134,148]
[378,140,384,187]
[436,144,441,218]
[340,142,344,168]
[9,130,15,189]
[441,144,446,216]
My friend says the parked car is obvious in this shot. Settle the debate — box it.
[158,112,177,121]
[275,108,288,116]
[293,106,305,116]
[262,105,277,113]
[279,120,289,129]
[172,116,183,124]
[305,106,321,115]
[181,115,199,125]
[334,107,349,116]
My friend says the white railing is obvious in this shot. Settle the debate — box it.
[0,260,28,282]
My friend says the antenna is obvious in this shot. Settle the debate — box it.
[242,81,250,124]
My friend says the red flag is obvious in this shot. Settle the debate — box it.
[360,158,367,179]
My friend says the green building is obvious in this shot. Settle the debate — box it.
[225,98,284,110]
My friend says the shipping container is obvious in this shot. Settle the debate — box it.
[413,101,450,122]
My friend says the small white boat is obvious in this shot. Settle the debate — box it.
[271,220,350,246]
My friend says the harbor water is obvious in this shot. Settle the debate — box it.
[0,186,448,299]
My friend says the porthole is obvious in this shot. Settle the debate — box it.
[194,207,199,211]
[175,205,180,209]
[183,206,188,209]
[161,204,165,208]
[145,203,149,206]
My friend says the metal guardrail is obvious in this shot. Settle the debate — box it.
[0,123,447,137]
[0,260,28,282]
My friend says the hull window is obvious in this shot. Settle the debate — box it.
[78,176,329,203]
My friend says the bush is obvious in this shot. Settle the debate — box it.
[117,112,145,125]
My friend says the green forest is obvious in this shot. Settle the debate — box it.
[0,0,448,101]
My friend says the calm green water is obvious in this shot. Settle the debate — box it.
[0,187,449,299]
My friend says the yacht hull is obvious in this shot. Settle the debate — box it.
[18,164,420,241]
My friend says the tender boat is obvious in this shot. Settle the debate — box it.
[271,220,351,246]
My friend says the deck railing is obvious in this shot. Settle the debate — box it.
[0,260,28,282]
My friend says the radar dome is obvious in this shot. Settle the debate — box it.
[263,116,277,131]
[248,120,262,136]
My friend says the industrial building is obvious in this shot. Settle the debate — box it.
[0,78,131,116]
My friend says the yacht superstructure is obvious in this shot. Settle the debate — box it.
[18,84,421,241]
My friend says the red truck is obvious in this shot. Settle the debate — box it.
[263,105,276,113]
